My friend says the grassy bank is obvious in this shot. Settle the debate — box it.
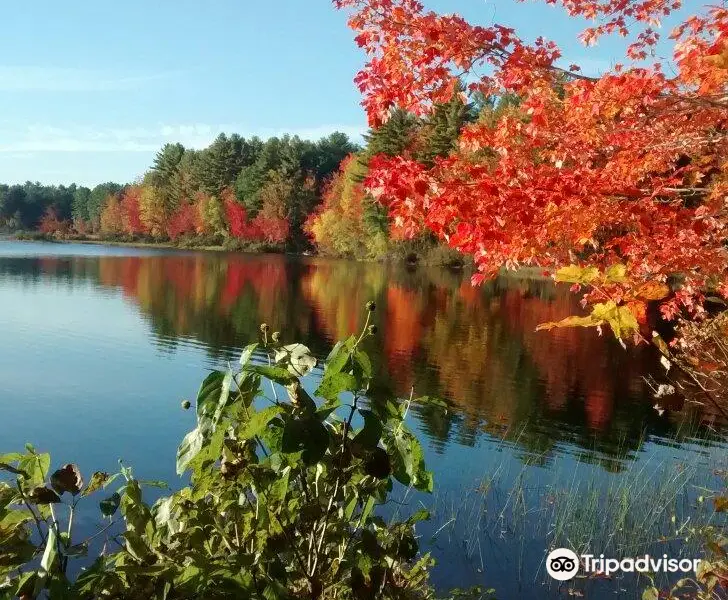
[8,230,481,269]
[7,232,556,280]
[10,231,285,254]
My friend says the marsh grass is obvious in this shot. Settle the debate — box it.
[415,420,728,596]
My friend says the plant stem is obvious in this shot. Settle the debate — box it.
[15,480,47,545]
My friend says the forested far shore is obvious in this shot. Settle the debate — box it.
[0,91,505,264]
[0,131,357,251]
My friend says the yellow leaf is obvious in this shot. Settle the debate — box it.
[604,264,627,283]
[536,315,601,331]
[590,302,639,340]
[591,301,618,322]
[554,265,600,284]
[616,305,640,336]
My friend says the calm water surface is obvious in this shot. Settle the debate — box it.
[1,241,726,598]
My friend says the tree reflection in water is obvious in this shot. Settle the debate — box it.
[2,251,725,469]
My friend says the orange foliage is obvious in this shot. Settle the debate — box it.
[120,186,147,235]
[38,207,70,235]
[338,0,728,333]
[305,155,371,256]
[99,195,124,236]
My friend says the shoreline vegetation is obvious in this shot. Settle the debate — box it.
[7,230,475,269]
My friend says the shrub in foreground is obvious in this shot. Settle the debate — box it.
[0,308,486,600]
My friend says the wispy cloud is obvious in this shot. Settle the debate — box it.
[0,66,179,92]
[0,123,367,153]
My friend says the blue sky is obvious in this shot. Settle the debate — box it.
[0,0,693,186]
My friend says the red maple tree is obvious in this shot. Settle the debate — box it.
[336,0,728,339]
[222,187,259,240]
[120,186,147,235]
[38,207,69,235]
[166,203,197,241]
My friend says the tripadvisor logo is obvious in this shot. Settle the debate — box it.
[546,548,579,581]
[546,548,703,581]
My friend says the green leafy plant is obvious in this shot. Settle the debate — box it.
[0,306,479,600]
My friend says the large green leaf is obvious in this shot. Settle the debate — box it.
[100,492,121,517]
[344,492,358,519]
[176,427,206,475]
[267,467,290,504]
[315,372,358,400]
[353,350,372,380]
[239,343,259,367]
[15,571,36,597]
[604,263,627,283]
[259,420,285,453]
[123,530,151,561]
[591,301,640,339]
[120,481,153,534]
[234,370,261,409]
[360,496,376,523]
[554,264,599,284]
[0,453,23,465]
[0,507,34,530]
[324,336,356,376]
[17,452,50,488]
[243,365,297,385]
[72,557,109,595]
[34,525,58,595]
[239,406,284,440]
[389,427,432,492]
[195,371,232,425]
[175,564,202,587]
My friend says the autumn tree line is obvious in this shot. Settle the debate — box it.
[0,90,507,259]
[0,132,358,250]
[305,90,518,259]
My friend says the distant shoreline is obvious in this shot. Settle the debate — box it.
[6,232,291,255]
[38,237,245,254]
[3,233,554,279]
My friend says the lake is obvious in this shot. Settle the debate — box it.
[1,240,726,598]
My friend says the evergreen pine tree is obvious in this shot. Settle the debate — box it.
[198,134,237,195]
[71,186,91,223]
[361,108,419,159]
[352,110,421,242]
[151,143,185,214]
[152,143,185,186]
[418,83,476,165]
